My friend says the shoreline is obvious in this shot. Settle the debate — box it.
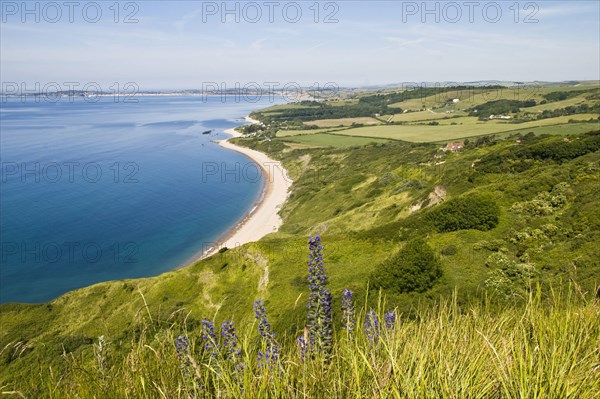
[180,116,292,265]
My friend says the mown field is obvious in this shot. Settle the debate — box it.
[276,120,599,147]
[316,116,599,143]
[280,133,392,148]
[277,127,347,137]
[303,116,381,127]
[386,110,467,123]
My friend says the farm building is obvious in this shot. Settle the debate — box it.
[445,142,465,152]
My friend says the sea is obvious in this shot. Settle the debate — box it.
[0,95,284,303]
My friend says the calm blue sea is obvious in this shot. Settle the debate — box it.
[0,95,283,303]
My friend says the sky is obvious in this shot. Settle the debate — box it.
[1,0,599,90]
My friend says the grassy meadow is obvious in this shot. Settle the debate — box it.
[3,288,598,398]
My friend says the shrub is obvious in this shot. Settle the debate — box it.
[371,239,442,293]
[441,245,457,256]
[484,253,540,301]
[511,183,569,217]
[427,194,500,232]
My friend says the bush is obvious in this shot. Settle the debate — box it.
[511,183,569,217]
[371,239,442,293]
[441,245,457,256]
[426,194,500,232]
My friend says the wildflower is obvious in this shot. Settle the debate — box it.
[221,320,241,359]
[201,319,219,359]
[306,235,333,358]
[341,288,356,336]
[384,310,396,330]
[364,310,380,345]
[221,320,245,374]
[308,235,326,290]
[254,300,272,339]
[253,300,280,366]
[297,333,308,362]
[175,335,192,375]
[174,334,203,394]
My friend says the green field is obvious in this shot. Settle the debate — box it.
[325,98,359,106]
[256,84,598,145]
[303,117,381,127]
[329,115,600,142]
[280,133,392,147]
[391,85,598,111]
[486,122,600,138]
[277,127,348,137]
[524,95,593,112]
[387,110,467,122]
[258,103,313,112]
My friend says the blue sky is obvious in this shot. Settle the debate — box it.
[1,1,599,89]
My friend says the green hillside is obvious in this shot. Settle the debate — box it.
[247,83,599,146]
[1,84,600,397]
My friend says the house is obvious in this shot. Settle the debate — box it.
[489,114,512,120]
[445,142,464,152]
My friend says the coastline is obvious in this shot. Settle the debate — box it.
[182,116,292,264]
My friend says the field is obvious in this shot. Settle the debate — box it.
[525,95,594,112]
[303,117,381,127]
[391,84,598,111]
[277,127,347,137]
[482,122,600,139]
[325,115,600,143]
[259,84,599,144]
[386,110,467,123]
[280,133,392,147]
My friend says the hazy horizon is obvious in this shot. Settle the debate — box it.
[1,1,599,90]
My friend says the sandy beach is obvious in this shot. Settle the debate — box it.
[196,116,292,260]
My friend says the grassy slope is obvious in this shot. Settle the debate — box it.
[4,292,598,398]
[3,130,599,375]
[391,84,598,111]
[1,85,600,395]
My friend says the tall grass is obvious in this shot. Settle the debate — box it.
[2,287,598,398]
